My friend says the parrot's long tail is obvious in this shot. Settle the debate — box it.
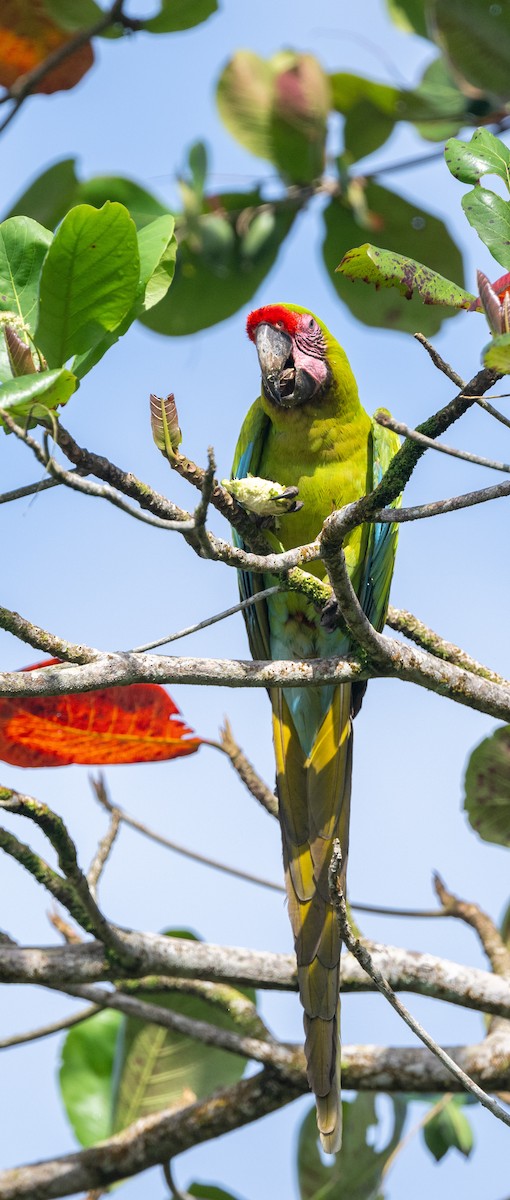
[272,685,353,1154]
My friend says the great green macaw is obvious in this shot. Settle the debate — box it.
[231,303,399,1153]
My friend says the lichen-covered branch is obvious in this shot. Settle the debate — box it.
[2,935,510,1021]
[1,1034,510,1199]
[386,606,505,685]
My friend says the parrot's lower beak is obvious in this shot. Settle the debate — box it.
[256,323,317,408]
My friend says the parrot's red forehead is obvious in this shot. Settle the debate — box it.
[246,305,298,342]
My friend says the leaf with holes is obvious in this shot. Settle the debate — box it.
[446,129,510,189]
[324,182,466,333]
[0,660,202,767]
[464,724,510,847]
[298,1094,407,1200]
[337,242,474,309]
[35,202,139,366]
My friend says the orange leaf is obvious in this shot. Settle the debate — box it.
[0,661,202,767]
[0,0,94,94]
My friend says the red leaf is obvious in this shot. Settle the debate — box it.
[0,0,94,95]
[0,661,202,767]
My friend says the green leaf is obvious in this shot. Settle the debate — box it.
[112,989,249,1131]
[42,0,104,30]
[59,1009,122,1147]
[330,73,399,117]
[298,1094,407,1200]
[385,0,430,38]
[189,1186,245,1200]
[344,101,396,162]
[323,182,466,334]
[75,176,170,229]
[446,129,510,188]
[141,189,294,335]
[4,159,79,229]
[113,969,251,1131]
[0,217,52,334]
[36,202,139,367]
[217,51,330,184]
[143,0,217,33]
[71,214,176,378]
[429,0,510,102]
[482,332,510,373]
[462,187,510,271]
[135,214,177,312]
[423,1097,474,1162]
[0,368,77,428]
[337,242,474,310]
[399,56,467,142]
[188,141,208,198]
[464,724,510,847]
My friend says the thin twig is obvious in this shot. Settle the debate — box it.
[375,477,510,523]
[433,875,510,980]
[49,980,296,1072]
[89,771,450,915]
[381,1092,453,1181]
[376,410,510,475]
[162,1162,193,1200]
[54,421,191,524]
[130,586,282,653]
[414,333,466,388]
[0,602,99,663]
[0,474,64,505]
[329,840,510,1130]
[216,720,279,818]
[89,774,282,892]
[192,446,216,557]
[19,422,193,532]
[0,791,134,963]
[0,0,134,136]
[476,395,510,431]
[0,1004,100,1050]
[87,810,121,899]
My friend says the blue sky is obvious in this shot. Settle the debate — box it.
[1,2,510,1197]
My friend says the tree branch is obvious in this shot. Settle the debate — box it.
[2,935,510,1021]
[1,1036,510,1198]
[386,606,506,685]
[329,841,510,1129]
[376,410,510,475]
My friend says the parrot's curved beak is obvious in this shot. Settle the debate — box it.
[255,323,317,408]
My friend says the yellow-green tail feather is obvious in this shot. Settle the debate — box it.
[272,686,352,1154]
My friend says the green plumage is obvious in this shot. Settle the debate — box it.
[232,304,399,1152]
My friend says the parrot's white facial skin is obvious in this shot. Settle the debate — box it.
[249,308,330,408]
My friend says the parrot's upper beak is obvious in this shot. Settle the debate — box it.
[255,323,317,408]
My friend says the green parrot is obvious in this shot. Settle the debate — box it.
[231,303,399,1153]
